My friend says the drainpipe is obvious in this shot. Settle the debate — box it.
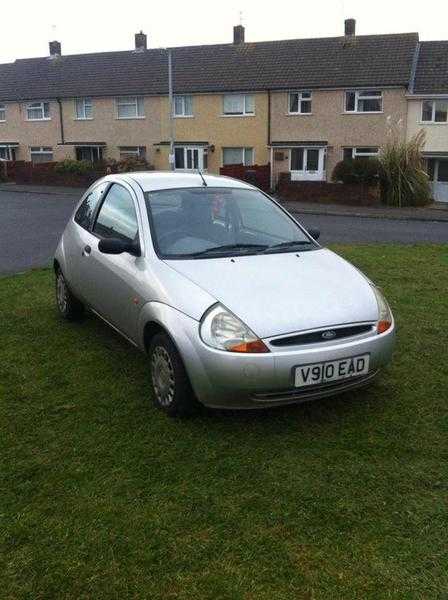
[57,98,65,145]
[268,89,273,190]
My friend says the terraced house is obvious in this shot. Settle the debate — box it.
[406,41,448,202]
[0,21,446,194]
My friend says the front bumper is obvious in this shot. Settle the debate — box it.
[177,316,395,409]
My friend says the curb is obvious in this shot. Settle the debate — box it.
[282,206,448,224]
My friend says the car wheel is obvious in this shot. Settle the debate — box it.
[149,333,196,417]
[55,269,84,321]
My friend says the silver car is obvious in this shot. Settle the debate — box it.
[55,172,395,416]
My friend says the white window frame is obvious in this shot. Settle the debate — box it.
[29,146,53,162]
[421,100,448,124]
[0,145,15,160]
[0,104,5,122]
[75,98,93,120]
[289,147,326,181]
[119,146,146,159]
[345,90,383,114]
[222,147,254,166]
[343,147,379,159]
[288,91,312,115]
[222,94,255,117]
[26,101,51,121]
[116,97,145,119]
[173,95,193,118]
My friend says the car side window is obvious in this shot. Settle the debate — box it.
[74,182,108,230]
[93,183,139,242]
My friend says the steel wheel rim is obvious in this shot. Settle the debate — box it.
[151,346,175,406]
[56,274,68,313]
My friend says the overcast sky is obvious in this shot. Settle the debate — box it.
[2,0,447,63]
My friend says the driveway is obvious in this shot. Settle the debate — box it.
[1,186,447,275]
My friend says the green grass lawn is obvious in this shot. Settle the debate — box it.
[1,245,447,599]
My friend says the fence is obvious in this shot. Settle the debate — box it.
[219,164,270,191]
[6,161,102,187]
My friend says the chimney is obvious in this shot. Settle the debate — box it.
[344,18,356,37]
[233,25,245,44]
[135,31,147,52]
[49,40,61,57]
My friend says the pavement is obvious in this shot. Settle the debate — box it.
[0,184,447,275]
[279,198,448,223]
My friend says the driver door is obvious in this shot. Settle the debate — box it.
[81,182,144,341]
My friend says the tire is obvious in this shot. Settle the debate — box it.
[149,332,197,417]
[55,269,84,321]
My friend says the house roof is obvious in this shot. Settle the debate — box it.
[413,41,448,94]
[0,33,418,101]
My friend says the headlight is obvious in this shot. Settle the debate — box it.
[200,304,270,353]
[371,285,393,334]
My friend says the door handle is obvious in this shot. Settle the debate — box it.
[82,245,91,256]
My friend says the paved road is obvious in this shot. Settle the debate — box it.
[0,188,447,275]
[295,212,448,244]
[0,189,80,275]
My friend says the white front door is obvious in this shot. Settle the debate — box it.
[290,147,325,181]
[175,146,206,171]
[431,159,448,203]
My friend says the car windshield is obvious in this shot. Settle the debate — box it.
[144,187,316,258]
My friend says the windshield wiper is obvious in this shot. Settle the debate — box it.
[263,240,314,253]
[186,243,269,258]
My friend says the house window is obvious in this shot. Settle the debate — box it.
[75,146,103,162]
[116,97,145,119]
[222,147,254,166]
[223,94,254,116]
[288,91,312,114]
[0,146,16,160]
[119,146,146,159]
[174,95,193,117]
[30,146,53,163]
[345,90,383,113]
[343,147,379,160]
[26,102,50,120]
[421,100,448,123]
[75,98,93,120]
[0,104,5,121]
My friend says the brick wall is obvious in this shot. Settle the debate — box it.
[277,173,381,206]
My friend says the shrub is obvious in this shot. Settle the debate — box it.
[379,129,431,207]
[332,157,380,185]
[54,159,94,175]
[116,156,150,173]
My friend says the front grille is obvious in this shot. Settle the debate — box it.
[270,324,374,347]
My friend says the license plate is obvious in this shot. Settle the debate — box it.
[294,354,370,388]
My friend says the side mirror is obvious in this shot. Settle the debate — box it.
[307,228,320,240]
[98,238,141,256]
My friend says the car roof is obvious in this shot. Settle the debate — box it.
[106,171,257,192]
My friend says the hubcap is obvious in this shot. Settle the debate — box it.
[56,274,68,314]
[151,346,175,406]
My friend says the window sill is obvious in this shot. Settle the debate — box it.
[26,118,51,122]
[221,114,255,118]
[419,121,448,126]
[343,111,384,115]
[74,117,94,121]
[287,112,313,116]
[116,116,146,120]
[174,115,194,119]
